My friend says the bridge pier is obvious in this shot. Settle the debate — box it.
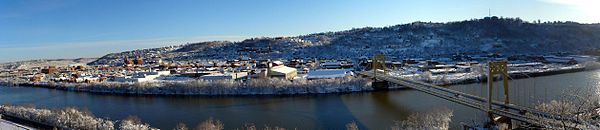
[372,80,389,90]
[492,115,513,129]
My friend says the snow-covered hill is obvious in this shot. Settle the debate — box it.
[89,17,600,65]
[0,58,97,70]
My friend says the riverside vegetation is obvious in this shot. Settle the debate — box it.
[2,77,374,96]
[0,105,155,130]
[0,105,454,130]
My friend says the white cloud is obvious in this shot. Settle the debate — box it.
[538,0,600,22]
[539,0,600,6]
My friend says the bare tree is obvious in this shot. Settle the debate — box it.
[235,123,289,130]
[46,77,372,95]
[531,87,600,129]
[0,104,117,130]
[261,125,286,130]
[195,117,224,130]
[346,121,359,130]
[240,123,256,130]
[391,107,453,130]
[119,116,157,130]
[173,123,189,130]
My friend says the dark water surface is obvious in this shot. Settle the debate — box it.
[2,70,599,129]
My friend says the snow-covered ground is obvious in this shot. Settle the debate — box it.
[0,118,34,130]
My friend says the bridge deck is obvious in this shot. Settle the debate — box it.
[360,71,587,128]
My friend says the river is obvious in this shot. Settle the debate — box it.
[2,70,600,130]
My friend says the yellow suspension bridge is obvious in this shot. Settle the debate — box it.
[360,54,592,129]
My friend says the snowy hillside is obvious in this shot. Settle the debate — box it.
[89,17,600,65]
[0,58,97,70]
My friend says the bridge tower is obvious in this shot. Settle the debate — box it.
[371,54,389,90]
[487,61,512,128]
[372,54,388,76]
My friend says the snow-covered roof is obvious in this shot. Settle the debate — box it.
[200,73,234,80]
[270,66,297,74]
[508,62,543,67]
[321,62,342,66]
[307,69,353,79]
[434,64,455,68]
[456,65,471,69]
[429,68,458,74]
[272,61,284,66]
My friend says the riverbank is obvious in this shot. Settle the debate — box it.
[0,105,157,130]
[1,78,375,96]
[0,104,454,130]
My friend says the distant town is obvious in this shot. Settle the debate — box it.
[1,50,598,93]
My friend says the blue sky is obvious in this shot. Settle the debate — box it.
[0,0,598,62]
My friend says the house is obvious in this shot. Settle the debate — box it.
[30,74,45,82]
[269,66,297,80]
[134,58,144,65]
[41,66,57,74]
[307,69,354,79]
[321,62,343,69]
[124,57,135,65]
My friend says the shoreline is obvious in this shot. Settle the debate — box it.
[0,105,156,130]
[1,78,379,96]
[0,67,595,96]
[0,104,452,130]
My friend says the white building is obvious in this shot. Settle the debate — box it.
[200,72,248,80]
[114,71,171,82]
[307,69,354,79]
[321,62,343,69]
[269,66,297,80]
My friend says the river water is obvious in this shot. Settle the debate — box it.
[1,70,600,130]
